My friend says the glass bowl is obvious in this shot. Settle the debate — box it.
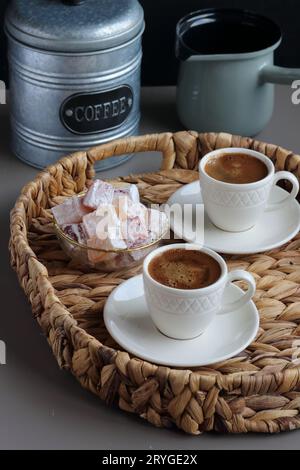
[53,195,169,272]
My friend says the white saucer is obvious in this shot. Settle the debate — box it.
[167,181,300,254]
[104,275,259,368]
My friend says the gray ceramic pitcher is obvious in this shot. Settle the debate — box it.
[176,9,300,136]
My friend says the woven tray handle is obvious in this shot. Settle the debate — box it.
[86,132,176,173]
[86,131,300,179]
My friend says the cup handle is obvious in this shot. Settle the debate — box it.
[266,171,299,211]
[219,270,256,315]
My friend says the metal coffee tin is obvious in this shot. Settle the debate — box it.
[5,0,144,170]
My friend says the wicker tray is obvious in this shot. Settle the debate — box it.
[10,131,300,435]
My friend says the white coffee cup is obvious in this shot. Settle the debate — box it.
[143,243,256,340]
[199,148,299,232]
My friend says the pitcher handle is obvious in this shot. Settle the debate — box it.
[260,65,300,85]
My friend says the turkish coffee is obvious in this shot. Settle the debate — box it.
[148,249,221,290]
[204,153,268,184]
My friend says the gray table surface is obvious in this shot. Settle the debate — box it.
[1,86,300,450]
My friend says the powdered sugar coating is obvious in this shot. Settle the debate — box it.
[113,196,147,222]
[83,180,114,209]
[122,216,149,247]
[52,196,91,225]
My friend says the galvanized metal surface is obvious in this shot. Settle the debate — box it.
[5,0,144,52]
[5,0,144,170]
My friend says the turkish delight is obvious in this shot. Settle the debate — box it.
[130,243,152,262]
[122,216,149,247]
[146,208,168,241]
[51,196,91,225]
[87,236,127,264]
[62,223,87,244]
[82,212,102,239]
[113,182,140,203]
[53,180,169,270]
[83,179,114,209]
[113,196,147,222]
[82,205,119,239]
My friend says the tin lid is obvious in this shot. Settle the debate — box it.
[5,0,144,52]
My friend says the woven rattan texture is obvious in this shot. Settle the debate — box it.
[10,132,300,435]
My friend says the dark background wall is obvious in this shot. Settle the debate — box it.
[0,0,8,85]
[1,0,300,86]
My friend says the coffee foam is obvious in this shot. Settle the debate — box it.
[148,249,221,290]
[205,153,268,184]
